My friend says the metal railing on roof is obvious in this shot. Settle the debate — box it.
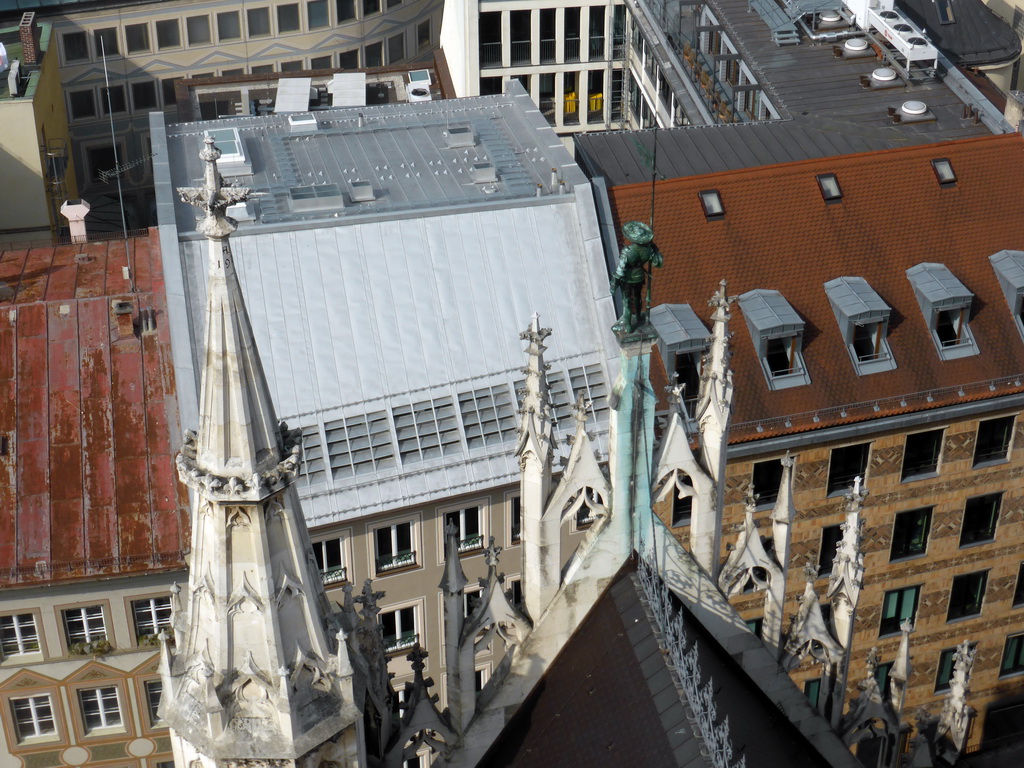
[1,228,150,252]
[2,550,186,584]
[733,373,1024,441]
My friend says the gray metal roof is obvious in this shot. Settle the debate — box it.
[650,304,710,351]
[906,262,973,309]
[990,249,1024,291]
[823,276,891,324]
[154,89,618,525]
[737,289,805,336]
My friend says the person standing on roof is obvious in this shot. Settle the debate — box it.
[610,220,663,334]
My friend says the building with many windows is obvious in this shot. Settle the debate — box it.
[0,232,188,768]
[596,131,1024,756]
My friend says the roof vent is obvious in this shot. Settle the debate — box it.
[287,113,318,134]
[861,67,901,90]
[470,163,498,183]
[349,180,375,203]
[872,68,897,82]
[878,10,900,19]
[819,10,842,25]
[446,127,476,148]
[893,22,913,35]
[890,100,932,124]
[840,37,873,58]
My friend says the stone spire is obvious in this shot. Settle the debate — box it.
[515,314,559,621]
[162,136,361,767]
[691,281,734,577]
[827,478,867,729]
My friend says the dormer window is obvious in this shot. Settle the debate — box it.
[738,289,811,390]
[931,158,956,185]
[816,174,842,202]
[989,250,1024,342]
[699,190,724,219]
[650,303,710,417]
[906,263,979,360]
[824,276,896,374]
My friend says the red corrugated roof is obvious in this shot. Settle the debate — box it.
[0,232,188,586]
[610,133,1024,441]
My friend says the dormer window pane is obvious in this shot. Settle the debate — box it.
[738,289,811,390]
[824,276,896,374]
[699,190,724,218]
[989,250,1024,342]
[817,173,842,201]
[650,303,710,414]
[932,158,956,184]
[906,263,979,360]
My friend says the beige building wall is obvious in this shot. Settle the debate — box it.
[0,22,77,242]
[0,571,185,768]
[658,405,1024,754]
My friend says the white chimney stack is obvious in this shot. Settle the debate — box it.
[61,199,91,243]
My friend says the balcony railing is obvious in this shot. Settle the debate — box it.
[612,36,626,59]
[564,93,580,125]
[384,631,419,654]
[479,42,502,68]
[510,40,531,65]
[539,97,556,126]
[319,566,348,586]
[564,38,581,62]
[589,35,605,59]
[375,550,415,573]
[540,39,556,63]
[587,93,604,122]
[457,534,483,553]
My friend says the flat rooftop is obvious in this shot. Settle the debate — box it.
[155,87,618,525]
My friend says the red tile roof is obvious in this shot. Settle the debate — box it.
[609,133,1024,442]
[0,232,188,586]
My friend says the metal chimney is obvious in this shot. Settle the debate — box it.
[61,199,91,243]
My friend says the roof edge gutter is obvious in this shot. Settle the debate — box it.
[726,392,1024,458]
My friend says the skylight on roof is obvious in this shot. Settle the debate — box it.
[817,174,843,202]
[699,190,724,219]
[931,159,956,186]
[936,0,955,24]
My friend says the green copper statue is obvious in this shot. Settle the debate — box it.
[610,221,663,334]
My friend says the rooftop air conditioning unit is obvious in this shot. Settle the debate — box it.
[470,163,498,183]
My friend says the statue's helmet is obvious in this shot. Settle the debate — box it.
[622,220,654,245]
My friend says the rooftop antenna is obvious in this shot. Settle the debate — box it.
[99,38,137,292]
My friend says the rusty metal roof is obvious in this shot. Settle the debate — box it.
[0,232,188,587]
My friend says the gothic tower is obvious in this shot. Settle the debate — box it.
[160,136,363,768]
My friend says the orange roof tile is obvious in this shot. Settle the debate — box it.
[0,232,188,586]
[609,133,1024,442]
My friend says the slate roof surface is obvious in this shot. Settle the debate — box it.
[479,566,835,767]
[609,133,1024,442]
[0,233,188,586]
[897,0,1022,66]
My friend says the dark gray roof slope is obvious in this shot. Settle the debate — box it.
[897,0,1021,67]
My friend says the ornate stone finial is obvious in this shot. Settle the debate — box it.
[354,579,386,620]
[570,392,591,428]
[743,489,758,511]
[709,278,733,313]
[609,220,663,334]
[864,646,880,678]
[177,134,254,240]
[939,640,976,752]
[780,452,795,469]
[802,561,819,584]
[846,475,868,509]
[483,537,502,567]
[407,643,429,675]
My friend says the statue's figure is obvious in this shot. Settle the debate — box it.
[610,221,663,334]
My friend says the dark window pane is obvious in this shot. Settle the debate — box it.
[947,571,987,621]
[131,81,158,110]
[752,459,783,506]
[69,90,96,120]
[388,32,404,63]
[902,430,943,479]
[125,24,150,53]
[308,0,329,28]
[671,494,692,527]
[960,493,1001,545]
[161,78,178,107]
[310,55,332,69]
[187,16,211,45]
[818,524,843,575]
[218,12,241,40]
[804,678,821,708]
[890,508,931,560]
[94,28,118,57]
[364,0,380,16]
[156,20,181,49]
[278,4,300,32]
[880,585,920,636]
[337,0,356,22]
[338,49,358,68]
[1014,563,1024,607]
[63,32,89,62]
[1001,634,1024,675]
[975,416,1015,465]
[247,8,271,37]
[827,443,870,495]
[365,41,383,67]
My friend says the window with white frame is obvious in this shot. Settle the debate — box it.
[11,695,56,741]
[380,606,417,654]
[444,507,483,554]
[132,597,172,642]
[738,289,811,389]
[906,262,979,360]
[62,606,106,647]
[78,686,122,733]
[313,537,347,585]
[824,276,896,374]
[463,587,483,618]
[505,578,523,611]
[374,521,415,573]
[1,614,40,656]
[508,495,521,545]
